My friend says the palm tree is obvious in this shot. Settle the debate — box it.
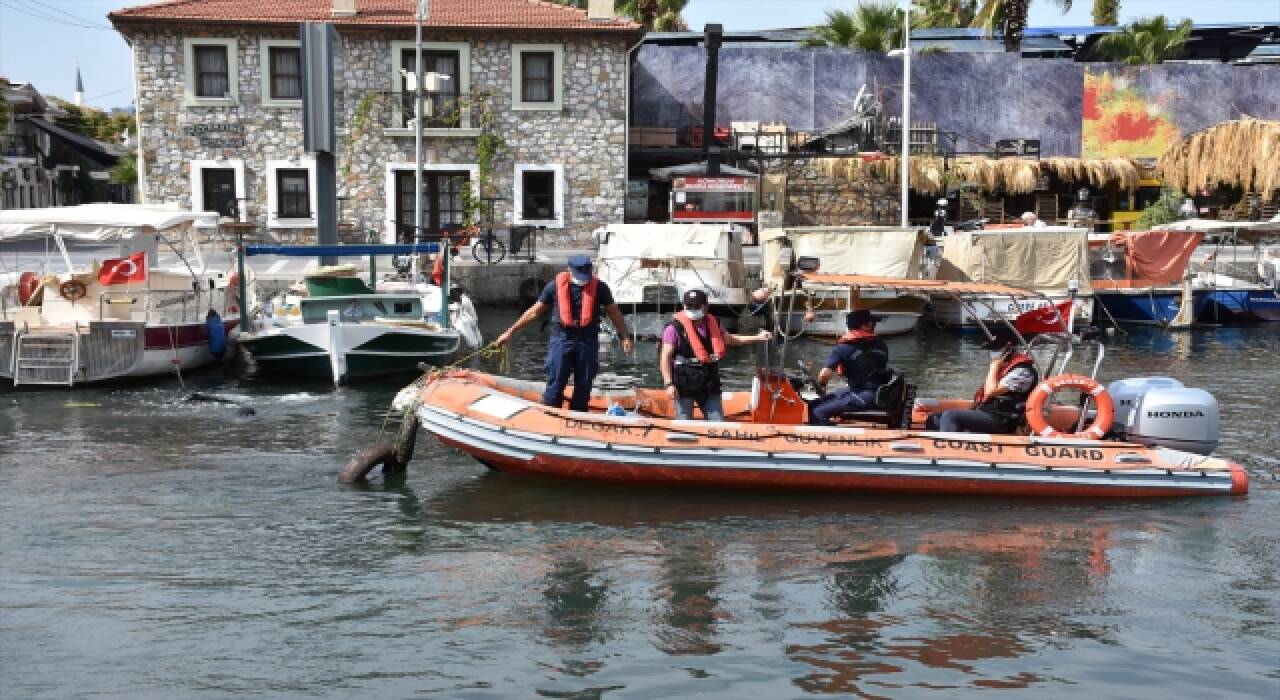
[1092,0,1119,26]
[552,0,689,30]
[803,2,905,53]
[1092,15,1193,64]
[914,0,980,28]
[972,0,1074,52]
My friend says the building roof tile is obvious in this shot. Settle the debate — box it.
[109,0,640,33]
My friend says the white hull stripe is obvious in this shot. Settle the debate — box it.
[418,406,1232,492]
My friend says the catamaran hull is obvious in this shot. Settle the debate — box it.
[415,373,1247,499]
[241,322,460,383]
[777,310,920,337]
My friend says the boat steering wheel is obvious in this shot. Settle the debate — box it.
[59,279,88,302]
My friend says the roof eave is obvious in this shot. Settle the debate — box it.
[108,14,643,37]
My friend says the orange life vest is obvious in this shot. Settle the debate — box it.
[973,353,1036,405]
[673,310,726,363]
[834,329,878,376]
[555,271,598,328]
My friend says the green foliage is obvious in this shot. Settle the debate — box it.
[1092,0,1120,26]
[971,1,1073,51]
[551,0,689,30]
[110,152,137,185]
[1092,15,1193,65]
[341,92,377,179]
[804,3,905,52]
[914,0,980,28]
[1135,187,1184,230]
[0,91,11,131]
[460,90,507,227]
[50,99,135,143]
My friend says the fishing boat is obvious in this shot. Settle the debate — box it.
[0,203,244,386]
[1154,217,1280,322]
[410,276,1247,499]
[1089,229,1216,326]
[237,243,480,384]
[594,223,751,338]
[929,228,1094,330]
[762,226,929,337]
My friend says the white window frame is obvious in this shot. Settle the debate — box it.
[259,39,302,109]
[388,41,473,135]
[513,163,565,228]
[511,43,564,112]
[183,38,239,107]
[189,158,246,226]
[382,162,480,243]
[265,159,317,229]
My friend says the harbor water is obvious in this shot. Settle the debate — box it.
[1,311,1277,698]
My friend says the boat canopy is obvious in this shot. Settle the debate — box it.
[800,274,1048,300]
[1101,230,1203,285]
[937,229,1092,293]
[597,223,736,260]
[761,226,925,290]
[0,203,214,242]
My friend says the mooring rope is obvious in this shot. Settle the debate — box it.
[376,341,509,441]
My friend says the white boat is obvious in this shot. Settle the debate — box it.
[595,222,751,338]
[930,227,1094,330]
[239,247,481,385]
[0,204,246,386]
[762,226,930,337]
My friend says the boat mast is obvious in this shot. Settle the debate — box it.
[899,2,911,228]
[413,0,426,273]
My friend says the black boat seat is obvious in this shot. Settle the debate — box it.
[837,370,915,428]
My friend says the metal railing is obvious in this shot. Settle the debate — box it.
[0,133,39,160]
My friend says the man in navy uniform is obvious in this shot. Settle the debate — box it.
[495,255,633,412]
[808,310,890,426]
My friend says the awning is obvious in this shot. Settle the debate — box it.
[0,203,214,242]
[648,161,757,181]
[799,274,1047,299]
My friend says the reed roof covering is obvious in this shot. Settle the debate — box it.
[817,156,1140,195]
[1157,117,1280,194]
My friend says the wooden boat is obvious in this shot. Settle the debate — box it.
[414,369,1246,498]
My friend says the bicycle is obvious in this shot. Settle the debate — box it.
[471,228,506,264]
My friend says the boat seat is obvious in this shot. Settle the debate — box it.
[837,370,916,429]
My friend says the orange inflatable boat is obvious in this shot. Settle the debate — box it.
[413,369,1248,499]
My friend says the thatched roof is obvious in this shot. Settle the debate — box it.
[817,156,1140,195]
[1157,117,1280,194]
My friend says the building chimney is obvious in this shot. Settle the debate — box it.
[331,0,357,17]
[587,0,613,22]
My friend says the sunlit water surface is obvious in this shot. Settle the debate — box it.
[2,311,1277,699]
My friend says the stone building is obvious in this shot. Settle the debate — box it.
[109,0,641,245]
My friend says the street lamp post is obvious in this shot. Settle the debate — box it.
[900,3,911,228]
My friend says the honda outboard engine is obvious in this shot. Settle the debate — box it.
[1107,377,1220,455]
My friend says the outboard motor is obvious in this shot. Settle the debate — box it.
[1107,377,1220,455]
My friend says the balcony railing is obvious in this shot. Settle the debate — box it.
[0,133,39,160]
[353,91,469,132]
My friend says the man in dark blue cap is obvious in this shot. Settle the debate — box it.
[808,309,890,426]
[496,255,633,412]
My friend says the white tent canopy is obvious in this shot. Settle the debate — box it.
[0,203,214,242]
[648,161,757,181]
[1154,213,1280,232]
[597,223,736,260]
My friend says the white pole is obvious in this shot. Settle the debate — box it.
[414,0,426,259]
[900,5,910,228]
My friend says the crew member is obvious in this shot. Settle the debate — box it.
[659,289,772,421]
[495,255,633,412]
[808,310,890,426]
[925,329,1039,434]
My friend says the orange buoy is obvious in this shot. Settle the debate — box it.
[1025,374,1115,439]
[18,271,39,306]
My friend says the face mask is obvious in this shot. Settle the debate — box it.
[685,309,705,321]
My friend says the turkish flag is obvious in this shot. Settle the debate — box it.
[98,251,147,285]
[431,253,443,286]
[1015,300,1073,335]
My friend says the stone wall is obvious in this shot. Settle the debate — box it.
[130,28,629,246]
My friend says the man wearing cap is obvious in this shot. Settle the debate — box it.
[659,289,772,421]
[925,329,1039,434]
[495,255,633,412]
[808,310,891,426]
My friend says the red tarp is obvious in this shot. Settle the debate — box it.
[1109,231,1204,285]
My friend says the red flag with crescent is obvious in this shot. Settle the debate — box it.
[1014,299,1073,335]
[99,251,147,285]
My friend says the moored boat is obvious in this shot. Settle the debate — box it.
[762,226,929,337]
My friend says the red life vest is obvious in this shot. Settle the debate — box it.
[673,310,726,363]
[555,271,598,328]
[834,329,877,376]
[973,353,1036,404]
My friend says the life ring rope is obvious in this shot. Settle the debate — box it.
[1025,374,1114,440]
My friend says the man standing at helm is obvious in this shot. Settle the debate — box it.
[495,255,633,412]
[659,289,772,421]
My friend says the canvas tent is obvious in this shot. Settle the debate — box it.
[761,227,925,290]
[0,203,212,242]
[936,230,1092,293]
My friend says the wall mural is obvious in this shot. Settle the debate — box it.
[632,46,1280,160]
